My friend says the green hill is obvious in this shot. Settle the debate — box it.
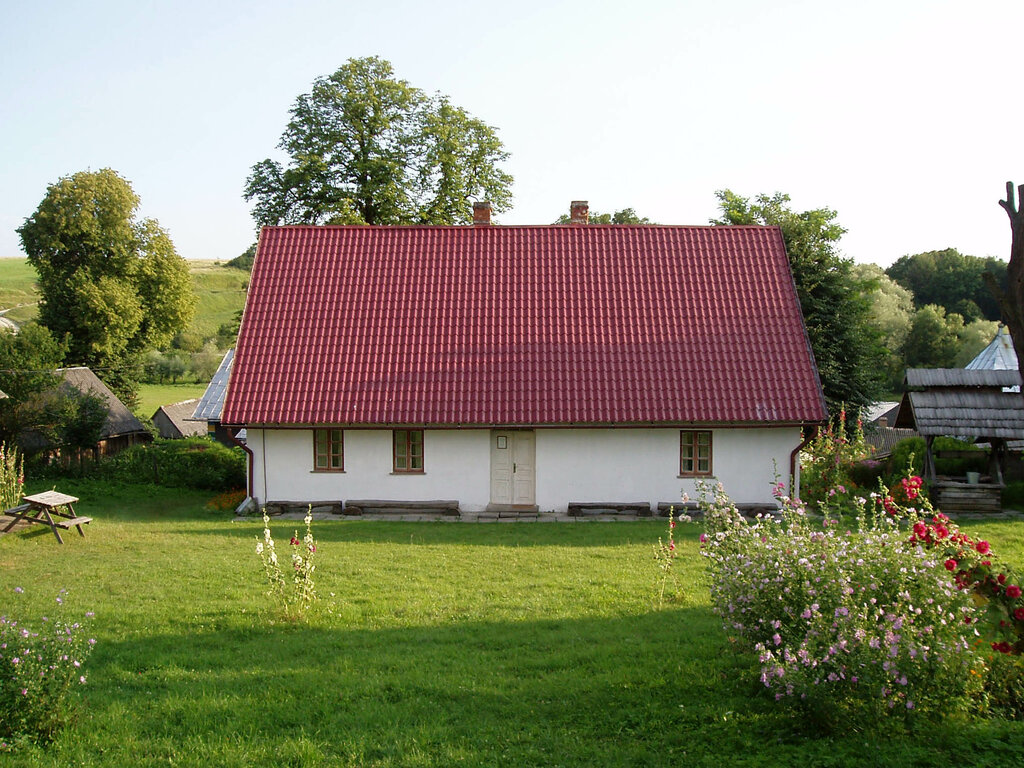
[0,258,247,343]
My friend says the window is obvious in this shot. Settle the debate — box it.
[680,430,712,476]
[313,429,344,471]
[393,429,424,472]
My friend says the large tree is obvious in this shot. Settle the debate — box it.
[886,248,1007,322]
[17,169,196,407]
[244,56,513,227]
[712,190,885,414]
[986,182,1024,379]
[853,263,915,389]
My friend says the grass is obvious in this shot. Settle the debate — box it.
[0,258,41,324]
[0,258,247,344]
[2,480,1024,766]
[136,382,210,417]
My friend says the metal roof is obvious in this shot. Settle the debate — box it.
[966,326,1018,371]
[222,225,827,427]
[191,349,234,421]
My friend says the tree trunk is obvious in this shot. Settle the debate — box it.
[985,182,1024,381]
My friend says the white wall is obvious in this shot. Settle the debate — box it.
[247,426,801,511]
[248,428,492,509]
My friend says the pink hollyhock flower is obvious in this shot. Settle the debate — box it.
[976,540,991,555]
[699,533,707,543]
[912,522,927,538]
[1007,585,1022,599]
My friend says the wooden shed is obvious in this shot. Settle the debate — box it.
[895,368,1024,513]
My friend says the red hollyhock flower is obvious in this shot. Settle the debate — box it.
[1014,608,1024,621]
[998,574,1008,585]
[290,537,300,546]
[976,540,991,555]
[1007,585,1023,599]
[944,559,958,571]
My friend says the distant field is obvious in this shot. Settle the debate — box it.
[136,382,209,417]
[186,259,248,340]
[0,258,247,341]
[0,258,40,323]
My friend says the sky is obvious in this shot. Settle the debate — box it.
[1,0,1021,267]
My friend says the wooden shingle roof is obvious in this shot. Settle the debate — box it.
[895,368,1024,439]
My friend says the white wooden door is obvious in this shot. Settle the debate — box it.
[490,430,536,505]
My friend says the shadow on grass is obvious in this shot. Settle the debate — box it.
[42,607,1024,767]
[72,607,777,766]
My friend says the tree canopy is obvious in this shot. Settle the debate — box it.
[244,56,513,227]
[885,248,1007,322]
[17,168,196,407]
[712,190,884,414]
[552,207,654,225]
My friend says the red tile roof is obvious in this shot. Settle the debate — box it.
[222,225,826,427]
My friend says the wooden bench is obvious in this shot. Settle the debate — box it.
[567,501,652,517]
[344,499,461,517]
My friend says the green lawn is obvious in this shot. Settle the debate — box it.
[2,480,1024,766]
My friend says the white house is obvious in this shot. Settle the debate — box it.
[221,202,826,514]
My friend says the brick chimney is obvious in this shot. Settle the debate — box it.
[473,201,492,226]
[570,200,589,225]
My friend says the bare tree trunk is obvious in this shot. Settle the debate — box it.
[984,182,1024,380]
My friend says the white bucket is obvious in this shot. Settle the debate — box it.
[966,471,980,485]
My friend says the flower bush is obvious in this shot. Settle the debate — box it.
[653,505,690,606]
[700,479,983,729]
[205,489,247,512]
[0,588,95,748]
[1,442,25,512]
[255,509,318,619]
[799,408,873,514]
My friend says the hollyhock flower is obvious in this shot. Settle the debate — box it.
[944,559,957,572]
[1007,585,1022,599]
[1014,607,1024,621]
[976,540,991,555]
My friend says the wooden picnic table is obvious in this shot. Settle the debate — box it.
[1,490,91,544]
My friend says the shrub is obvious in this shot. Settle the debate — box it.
[887,437,925,479]
[700,480,983,730]
[93,438,245,491]
[0,588,95,748]
[0,442,24,511]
